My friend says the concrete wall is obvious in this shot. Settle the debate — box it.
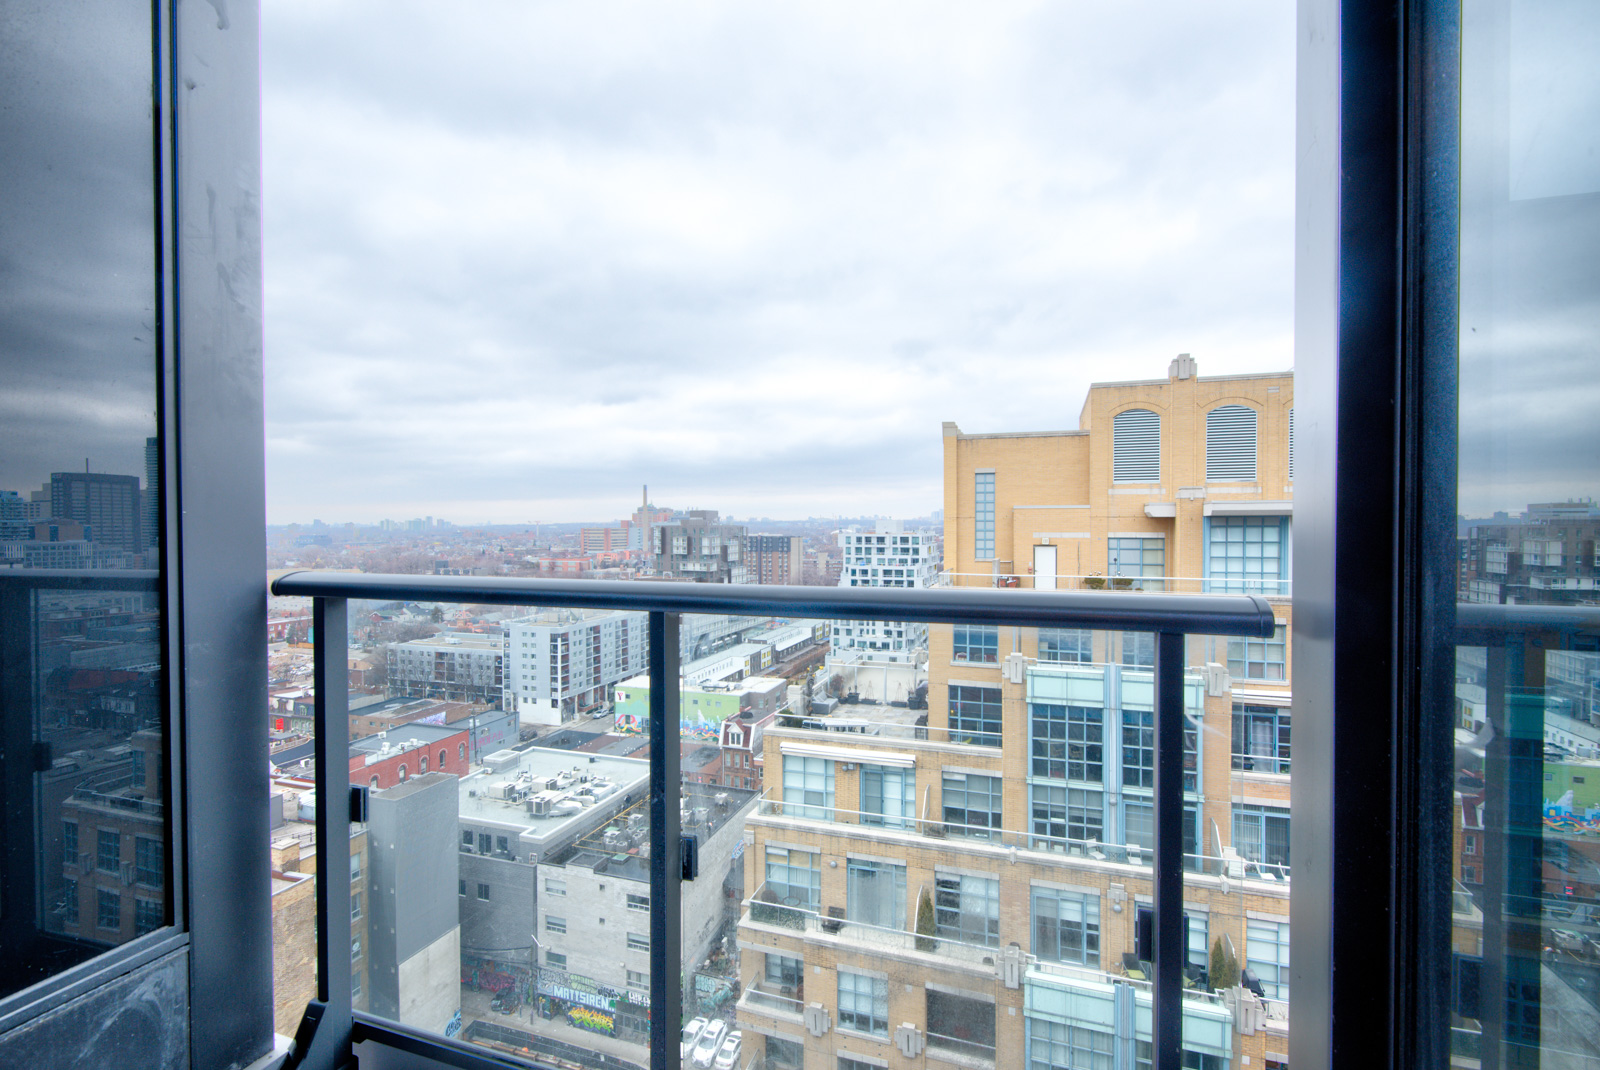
[459,851,536,973]
[397,927,462,1034]
[368,772,460,1024]
[538,863,653,992]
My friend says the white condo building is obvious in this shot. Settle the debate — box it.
[824,521,938,702]
[501,609,648,727]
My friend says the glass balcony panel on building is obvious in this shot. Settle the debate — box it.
[1445,1,1600,1064]
[0,0,169,1003]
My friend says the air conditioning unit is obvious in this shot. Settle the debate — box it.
[121,861,135,886]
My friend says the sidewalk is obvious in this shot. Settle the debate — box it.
[460,989,653,1067]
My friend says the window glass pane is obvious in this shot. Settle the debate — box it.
[1205,516,1289,595]
[1448,2,1600,1064]
[1038,629,1094,664]
[948,684,1002,746]
[0,0,166,1000]
[975,473,996,561]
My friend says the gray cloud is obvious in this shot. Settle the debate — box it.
[262,0,1299,523]
[0,1,160,495]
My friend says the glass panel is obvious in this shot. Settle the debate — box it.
[1448,1,1600,1065]
[259,8,1298,1067]
[270,600,681,1062]
[0,0,165,1000]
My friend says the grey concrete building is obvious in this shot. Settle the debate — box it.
[534,782,758,1028]
[367,772,461,1033]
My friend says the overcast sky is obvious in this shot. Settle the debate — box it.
[261,1,1300,525]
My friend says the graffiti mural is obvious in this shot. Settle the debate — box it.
[567,1006,615,1035]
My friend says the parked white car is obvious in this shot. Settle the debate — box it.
[680,1017,709,1061]
[713,1030,743,1070]
[691,1020,727,1068]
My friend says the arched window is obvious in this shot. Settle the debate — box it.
[369,775,379,788]
[1112,408,1160,483]
[419,755,428,772]
[440,749,448,768]
[398,764,408,782]
[458,743,466,761]
[1206,405,1258,480]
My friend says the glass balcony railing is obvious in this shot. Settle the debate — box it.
[935,572,1293,598]
[267,569,1274,1070]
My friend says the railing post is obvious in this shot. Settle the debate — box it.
[1153,631,1185,1070]
[648,611,682,1070]
[301,596,353,1070]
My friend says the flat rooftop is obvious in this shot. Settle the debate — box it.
[350,721,467,759]
[457,745,650,845]
[396,632,502,651]
[617,672,786,696]
[556,780,758,883]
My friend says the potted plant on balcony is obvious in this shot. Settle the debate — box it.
[1210,936,1240,991]
[915,889,938,952]
[1082,573,1106,590]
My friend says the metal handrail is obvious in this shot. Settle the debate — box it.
[0,568,160,591]
[935,569,1292,598]
[269,570,1274,1070]
[269,570,1275,635]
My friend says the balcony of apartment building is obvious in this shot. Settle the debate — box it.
[0,3,1590,1070]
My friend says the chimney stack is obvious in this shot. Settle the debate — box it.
[1168,353,1196,380]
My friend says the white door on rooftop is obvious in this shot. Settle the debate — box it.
[1033,545,1058,590]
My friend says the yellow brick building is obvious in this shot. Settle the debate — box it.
[737,358,1294,1070]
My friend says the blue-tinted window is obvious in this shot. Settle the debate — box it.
[974,472,995,560]
[949,684,1001,747]
[1205,515,1288,594]
[1031,704,1103,782]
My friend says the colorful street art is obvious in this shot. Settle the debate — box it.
[568,1006,615,1035]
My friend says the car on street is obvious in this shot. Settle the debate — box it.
[1552,929,1587,953]
[713,1030,742,1070]
[680,1017,709,1061]
[691,1020,727,1068]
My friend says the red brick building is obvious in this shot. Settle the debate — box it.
[348,725,470,789]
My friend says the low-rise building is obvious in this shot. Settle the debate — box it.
[534,782,759,1042]
[388,632,504,705]
[350,723,471,790]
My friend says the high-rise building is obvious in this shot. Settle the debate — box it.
[143,436,159,551]
[49,471,142,553]
[748,534,804,585]
[824,520,939,702]
[502,609,648,726]
[736,359,1297,1070]
[650,510,747,582]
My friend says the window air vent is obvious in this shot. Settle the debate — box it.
[1112,409,1160,483]
[1206,405,1258,480]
